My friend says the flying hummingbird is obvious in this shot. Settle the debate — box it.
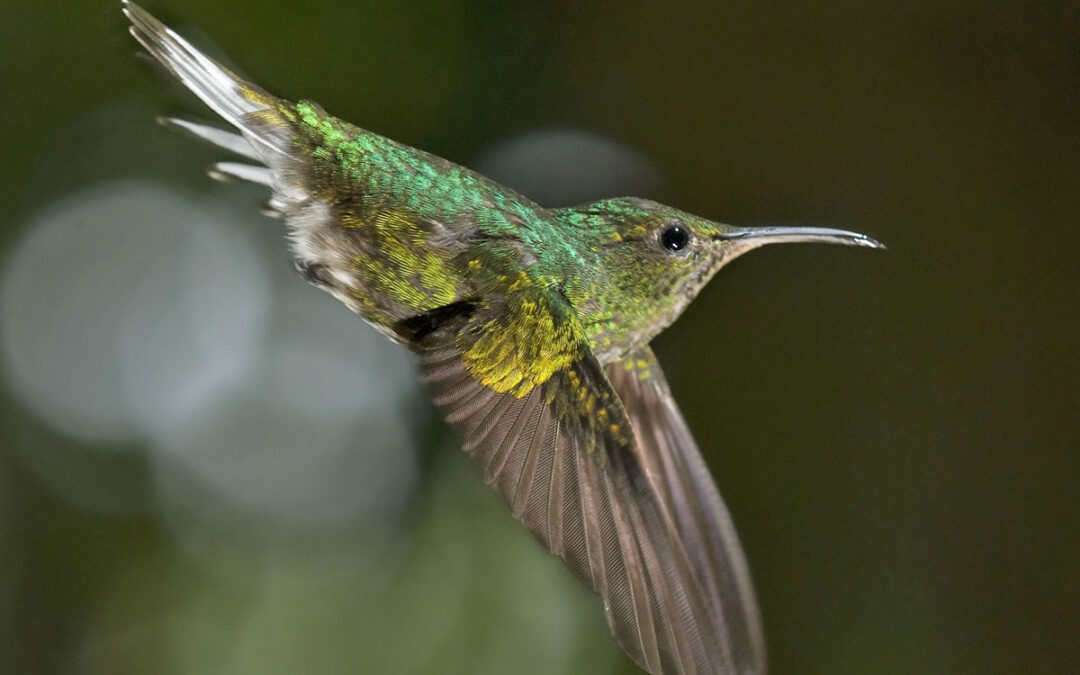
[124,3,882,673]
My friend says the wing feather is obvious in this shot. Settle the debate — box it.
[607,347,767,674]
[413,298,754,674]
[541,414,566,552]
[604,472,663,671]
[508,394,548,516]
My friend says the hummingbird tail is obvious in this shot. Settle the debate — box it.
[157,116,260,161]
[124,2,306,209]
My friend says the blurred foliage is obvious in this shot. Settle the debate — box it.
[2,1,1078,674]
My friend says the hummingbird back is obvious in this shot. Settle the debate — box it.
[129,6,576,344]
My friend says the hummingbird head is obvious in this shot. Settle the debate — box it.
[554,197,884,359]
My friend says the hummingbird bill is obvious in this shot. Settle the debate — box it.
[124,3,882,673]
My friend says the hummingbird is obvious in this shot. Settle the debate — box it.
[124,3,882,673]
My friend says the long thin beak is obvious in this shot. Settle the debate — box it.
[714,226,885,256]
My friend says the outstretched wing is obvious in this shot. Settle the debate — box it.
[414,290,756,674]
[607,347,766,675]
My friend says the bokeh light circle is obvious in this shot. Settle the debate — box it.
[1,181,270,443]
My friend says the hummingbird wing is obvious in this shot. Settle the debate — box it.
[606,347,767,675]
[415,293,753,675]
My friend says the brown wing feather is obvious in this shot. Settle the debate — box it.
[414,298,748,674]
[607,347,767,675]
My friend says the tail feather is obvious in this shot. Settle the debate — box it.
[125,3,273,139]
[159,117,259,160]
[124,0,303,203]
[208,162,274,187]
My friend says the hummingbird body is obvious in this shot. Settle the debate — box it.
[245,97,745,387]
[250,98,735,369]
[125,4,882,673]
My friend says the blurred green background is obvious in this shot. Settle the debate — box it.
[1,1,1077,673]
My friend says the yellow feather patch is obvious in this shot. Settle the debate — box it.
[460,289,583,398]
[347,210,461,317]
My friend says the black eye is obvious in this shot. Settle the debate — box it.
[660,224,691,253]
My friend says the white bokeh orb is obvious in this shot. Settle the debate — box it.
[1,181,270,443]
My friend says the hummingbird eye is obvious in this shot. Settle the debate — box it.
[660,224,691,254]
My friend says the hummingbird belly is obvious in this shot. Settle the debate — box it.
[285,200,474,342]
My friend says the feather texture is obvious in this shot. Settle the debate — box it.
[159,116,258,160]
[416,299,756,674]
[124,1,306,209]
[208,162,273,186]
[124,2,285,159]
[607,347,767,674]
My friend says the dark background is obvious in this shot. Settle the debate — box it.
[2,1,1077,673]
